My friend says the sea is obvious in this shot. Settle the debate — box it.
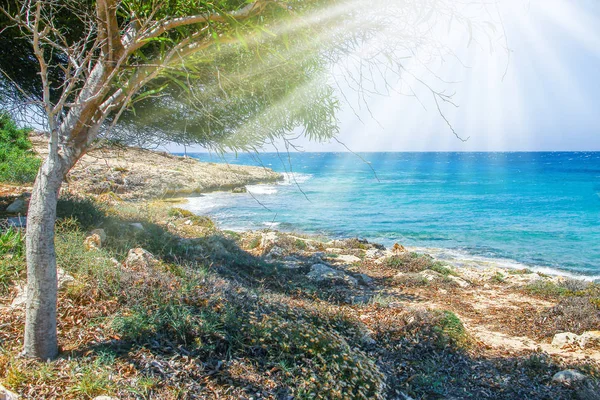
[178,152,600,280]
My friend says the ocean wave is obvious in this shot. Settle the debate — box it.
[279,172,313,186]
[409,246,600,281]
[246,185,278,195]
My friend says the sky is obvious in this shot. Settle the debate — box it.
[167,0,600,153]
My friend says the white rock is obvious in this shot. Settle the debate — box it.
[448,275,470,288]
[365,249,385,259]
[125,248,157,270]
[552,369,587,386]
[335,254,362,264]
[93,396,119,400]
[552,332,581,349]
[579,331,600,349]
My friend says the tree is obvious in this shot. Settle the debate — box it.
[0,0,500,360]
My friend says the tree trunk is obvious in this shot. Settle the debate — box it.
[22,150,65,360]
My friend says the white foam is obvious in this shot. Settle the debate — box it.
[246,185,278,195]
[408,246,600,281]
[279,172,313,186]
[262,221,280,228]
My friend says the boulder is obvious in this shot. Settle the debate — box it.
[552,369,587,386]
[232,186,247,193]
[552,332,580,349]
[6,197,26,214]
[307,263,357,286]
[125,248,157,270]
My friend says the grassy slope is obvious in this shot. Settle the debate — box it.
[1,196,598,399]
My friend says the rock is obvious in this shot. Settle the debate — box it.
[418,269,443,281]
[91,228,107,243]
[309,252,325,263]
[12,268,74,307]
[125,248,157,270]
[357,273,374,285]
[6,197,26,214]
[579,331,600,349]
[0,383,19,400]
[335,254,362,264]
[552,369,587,386]
[84,234,102,250]
[448,275,470,288]
[392,243,406,255]
[232,186,247,193]
[129,222,144,231]
[552,332,581,349]
[307,263,357,286]
[365,248,385,259]
[92,396,119,400]
[266,246,284,259]
[260,232,278,249]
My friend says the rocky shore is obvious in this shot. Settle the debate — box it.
[31,135,283,200]
[1,142,599,399]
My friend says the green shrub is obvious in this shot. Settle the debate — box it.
[0,113,40,183]
[0,227,26,294]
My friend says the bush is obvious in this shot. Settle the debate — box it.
[0,113,40,183]
[0,227,26,294]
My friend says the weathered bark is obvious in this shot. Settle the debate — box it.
[22,150,66,360]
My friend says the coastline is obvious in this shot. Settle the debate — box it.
[2,143,599,398]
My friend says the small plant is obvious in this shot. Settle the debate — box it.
[247,236,261,250]
[0,113,40,183]
[490,272,505,284]
[0,227,26,294]
[294,238,307,250]
[168,207,195,218]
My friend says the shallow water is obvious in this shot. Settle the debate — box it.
[179,152,600,279]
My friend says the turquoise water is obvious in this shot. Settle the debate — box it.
[180,152,600,278]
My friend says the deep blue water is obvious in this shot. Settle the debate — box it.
[179,152,600,278]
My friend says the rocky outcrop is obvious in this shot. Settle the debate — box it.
[307,263,358,286]
[30,136,282,200]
